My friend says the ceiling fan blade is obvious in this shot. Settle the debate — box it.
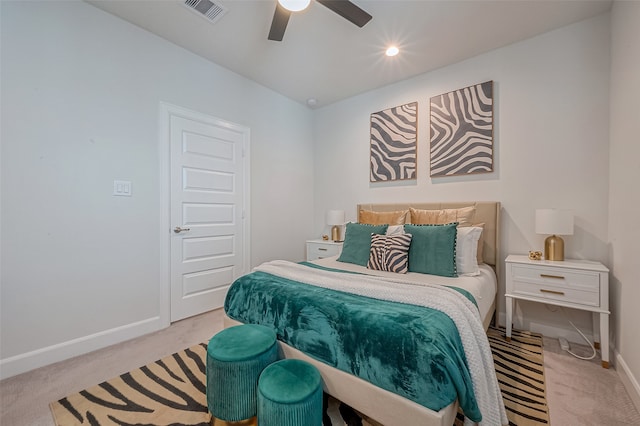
[316,0,372,28]
[268,3,291,41]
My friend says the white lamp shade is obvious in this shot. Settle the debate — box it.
[535,209,574,235]
[278,0,310,12]
[326,210,345,226]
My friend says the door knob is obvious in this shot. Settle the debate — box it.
[174,226,191,233]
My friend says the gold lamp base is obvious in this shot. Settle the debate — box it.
[331,225,341,242]
[544,234,565,261]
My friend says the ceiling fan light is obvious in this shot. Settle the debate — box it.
[278,0,311,12]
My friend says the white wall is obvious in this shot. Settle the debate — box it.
[609,1,640,411]
[0,1,314,378]
[313,14,611,342]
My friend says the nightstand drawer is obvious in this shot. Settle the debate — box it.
[306,241,342,261]
[511,264,600,291]
[511,279,600,307]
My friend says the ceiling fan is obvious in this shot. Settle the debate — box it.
[268,0,372,41]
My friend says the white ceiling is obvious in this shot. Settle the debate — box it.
[87,0,611,108]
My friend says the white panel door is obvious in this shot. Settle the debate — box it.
[169,113,247,322]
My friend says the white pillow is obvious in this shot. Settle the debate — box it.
[456,226,483,276]
[386,225,405,236]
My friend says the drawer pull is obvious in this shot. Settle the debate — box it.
[318,248,328,251]
[540,274,565,280]
[540,289,565,296]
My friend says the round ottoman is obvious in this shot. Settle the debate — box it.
[206,324,278,422]
[257,359,323,426]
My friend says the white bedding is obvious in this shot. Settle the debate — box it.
[311,255,497,322]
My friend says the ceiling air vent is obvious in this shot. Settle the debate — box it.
[183,0,227,24]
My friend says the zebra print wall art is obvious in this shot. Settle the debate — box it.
[370,101,417,182]
[430,81,494,177]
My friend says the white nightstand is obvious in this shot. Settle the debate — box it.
[306,239,343,261]
[505,254,610,368]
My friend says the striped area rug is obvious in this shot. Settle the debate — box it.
[50,327,548,426]
[483,326,549,425]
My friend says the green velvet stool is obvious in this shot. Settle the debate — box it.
[257,359,323,426]
[206,324,278,423]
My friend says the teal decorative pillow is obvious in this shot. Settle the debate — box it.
[404,223,458,277]
[337,223,388,266]
[367,233,413,273]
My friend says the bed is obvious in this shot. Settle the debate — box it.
[223,202,505,426]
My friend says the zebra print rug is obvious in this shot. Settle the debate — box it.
[454,327,550,425]
[50,326,548,426]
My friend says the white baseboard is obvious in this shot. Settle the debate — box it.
[0,316,166,380]
[616,351,640,414]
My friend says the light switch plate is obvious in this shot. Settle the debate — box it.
[113,180,132,196]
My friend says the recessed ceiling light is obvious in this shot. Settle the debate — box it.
[385,46,399,57]
[307,98,318,107]
[278,0,311,12]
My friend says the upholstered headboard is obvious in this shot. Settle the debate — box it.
[356,201,500,267]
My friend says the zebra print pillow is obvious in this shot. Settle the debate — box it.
[367,233,412,274]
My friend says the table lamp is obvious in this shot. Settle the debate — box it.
[326,210,345,242]
[535,209,574,261]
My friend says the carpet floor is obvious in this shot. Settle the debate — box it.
[50,326,548,426]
